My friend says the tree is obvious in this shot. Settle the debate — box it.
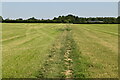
[27,17,37,20]
[0,16,3,22]
[16,18,23,20]
[1,15,118,24]
[117,16,120,23]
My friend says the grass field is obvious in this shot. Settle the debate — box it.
[2,23,118,78]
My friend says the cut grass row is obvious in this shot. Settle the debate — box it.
[36,26,90,78]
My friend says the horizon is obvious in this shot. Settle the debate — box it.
[2,14,118,20]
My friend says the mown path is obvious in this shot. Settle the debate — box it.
[36,25,89,78]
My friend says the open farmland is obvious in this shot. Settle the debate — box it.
[2,23,118,78]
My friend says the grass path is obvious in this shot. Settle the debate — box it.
[36,25,90,78]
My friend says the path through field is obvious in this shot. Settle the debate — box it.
[2,23,118,78]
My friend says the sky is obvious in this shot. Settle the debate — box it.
[1,0,120,2]
[2,2,118,19]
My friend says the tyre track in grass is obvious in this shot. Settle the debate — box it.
[2,31,37,42]
[83,27,119,36]
[36,25,89,78]
[2,26,54,43]
[36,29,67,78]
[3,27,56,51]
[64,29,89,78]
[82,27,118,53]
[63,30,73,78]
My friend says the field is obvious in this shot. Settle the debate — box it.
[2,23,118,78]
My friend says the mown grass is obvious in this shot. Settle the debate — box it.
[71,24,118,78]
[2,23,66,78]
[2,23,118,78]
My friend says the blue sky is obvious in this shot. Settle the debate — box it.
[2,2,118,19]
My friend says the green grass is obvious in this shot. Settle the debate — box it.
[2,23,118,78]
[72,24,118,78]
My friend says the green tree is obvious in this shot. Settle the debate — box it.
[0,16,3,22]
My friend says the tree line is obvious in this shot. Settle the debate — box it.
[0,14,120,24]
